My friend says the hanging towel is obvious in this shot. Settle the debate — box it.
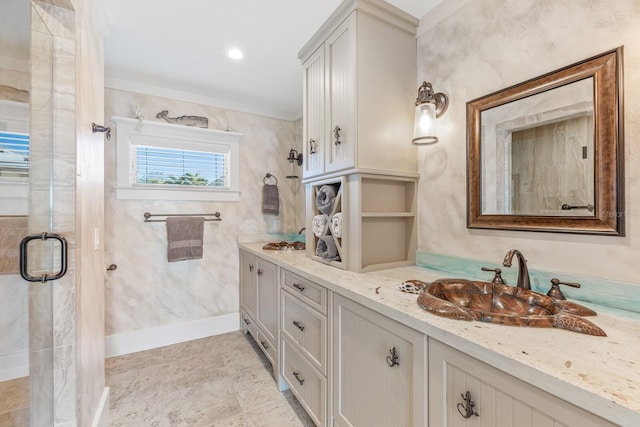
[316,235,340,261]
[262,183,280,215]
[312,214,327,237]
[330,212,343,238]
[316,185,338,215]
[166,217,205,262]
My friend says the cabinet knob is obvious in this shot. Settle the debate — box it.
[293,320,305,332]
[386,347,400,367]
[333,125,342,145]
[293,283,305,292]
[457,391,479,419]
[249,264,254,272]
[293,371,305,385]
[309,138,317,154]
[257,269,263,276]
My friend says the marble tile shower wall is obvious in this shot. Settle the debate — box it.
[416,0,640,286]
[104,89,303,339]
[30,1,78,426]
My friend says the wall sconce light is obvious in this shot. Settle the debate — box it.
[286,148,303,179]
[412,81,449,145]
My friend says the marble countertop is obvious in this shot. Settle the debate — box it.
[240,242,640,426]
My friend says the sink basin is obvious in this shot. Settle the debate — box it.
[403,278,605,336]
[262,241,305,251]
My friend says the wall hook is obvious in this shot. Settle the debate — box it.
[92,123,111,140]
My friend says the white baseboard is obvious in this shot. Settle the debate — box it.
[92,387,110,427]
[0,350,29,382]
[105,313,240,358]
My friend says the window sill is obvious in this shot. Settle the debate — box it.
[115,186,240,202]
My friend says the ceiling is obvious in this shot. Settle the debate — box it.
[98,0,441,121]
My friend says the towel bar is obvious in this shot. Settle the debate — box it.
[143,212,222,223]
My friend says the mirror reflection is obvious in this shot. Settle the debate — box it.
[481,78,594,216]
[467,47,623,235]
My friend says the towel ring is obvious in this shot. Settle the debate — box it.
[263,173,278,185]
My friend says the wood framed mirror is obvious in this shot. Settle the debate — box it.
[467,47,623,235]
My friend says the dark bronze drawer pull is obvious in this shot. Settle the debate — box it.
[293,283,305,292]
[260,341,268,350]
[293,371,305,385]
[457,391,479,419]
[293,320,305,332]
[386,347,399,367]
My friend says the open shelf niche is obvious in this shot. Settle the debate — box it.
[348,174,417,272]
[306,173,418,273]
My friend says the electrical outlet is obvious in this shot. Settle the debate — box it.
[244,219,257,232]
[94,227,100,250]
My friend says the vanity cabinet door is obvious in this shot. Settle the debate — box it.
[333,294,427,427]
[428,339,616,427]
[302,46,326,179]
[324,12,356,174]
[239,250,257,320]
[256,258,278,344]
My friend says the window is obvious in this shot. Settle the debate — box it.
[0,131,29,178]
[135,145,228,187]
[113,116,242,201]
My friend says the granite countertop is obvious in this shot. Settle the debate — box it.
[240,242,640,426]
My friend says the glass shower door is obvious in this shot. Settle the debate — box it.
[0,0,59,425]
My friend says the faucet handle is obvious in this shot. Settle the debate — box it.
[481,267,506,285]
[546,278,581,300]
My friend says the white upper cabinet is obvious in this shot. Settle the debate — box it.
[299,0,418,180]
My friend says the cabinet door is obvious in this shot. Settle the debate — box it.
[325,12,356,174]
[303,46,325,179]
[333,294,427,427]
[239,251,257,320]
[429,339,616,427]
[256,258,278,344]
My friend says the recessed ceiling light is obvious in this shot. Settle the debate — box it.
[227,48,244,60]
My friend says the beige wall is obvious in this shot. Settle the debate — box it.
[104,89,302,338]
[416,0,640,283]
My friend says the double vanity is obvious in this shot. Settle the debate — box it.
[239,243,640,427]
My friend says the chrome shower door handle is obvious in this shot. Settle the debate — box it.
[20,233,68,283]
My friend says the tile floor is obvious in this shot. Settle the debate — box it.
[107,331,315,426]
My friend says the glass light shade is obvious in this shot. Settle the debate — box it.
[412,102,438,145]
[286,159,298,179]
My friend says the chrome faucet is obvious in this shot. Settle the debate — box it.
[502,249,531,290]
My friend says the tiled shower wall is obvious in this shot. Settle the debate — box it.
[104,89,303,345]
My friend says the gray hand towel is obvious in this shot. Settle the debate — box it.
[316,235,340,261]
[316,185,338,215]
[166,217,205,262]
[262,183,280,215]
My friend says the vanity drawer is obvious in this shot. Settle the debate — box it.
[240,309,257,339]
[282,290,327,373]
[282,336,326,427]
[282,269,327,314]
[256,328,276,366]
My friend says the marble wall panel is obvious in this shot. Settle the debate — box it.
[104,89,302,336]
[417,0,640,284]
[0,274,28,369]
[0,216,28,274]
